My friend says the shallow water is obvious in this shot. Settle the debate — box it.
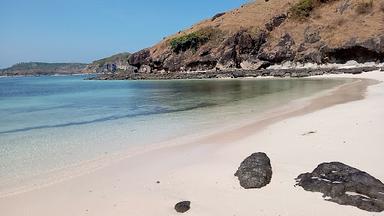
[0,75,346,192]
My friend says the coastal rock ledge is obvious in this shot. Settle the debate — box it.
[235,152,272,189]
[296,162,384,212]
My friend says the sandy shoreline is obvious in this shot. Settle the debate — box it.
[1,71,383,215]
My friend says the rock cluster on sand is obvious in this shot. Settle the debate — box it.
[174,201,191,213]
[234,152,272,189]
[296,162,384,212]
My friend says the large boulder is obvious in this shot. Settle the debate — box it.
[174,201,191,213]
[296,162,384,212]
[234,152,273,189]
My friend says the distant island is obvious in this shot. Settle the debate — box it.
[0,52,132,76]
[0,62,89,76]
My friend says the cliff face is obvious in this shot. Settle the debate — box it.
[116,0,384,76]
[0,62,88,76]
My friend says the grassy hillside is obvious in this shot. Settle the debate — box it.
[90,52,131,67]
[121,0,384,73]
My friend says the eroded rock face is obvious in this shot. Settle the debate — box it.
[218,30,267,68]
[296,162,384,212]
[234,152,272,189]
[324,36,384,63]
[174,201,191,213]
[258,33,296,63]
[265,14,287,32]
[128,49,151,68]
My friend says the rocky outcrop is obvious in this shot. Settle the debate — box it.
[258,33,296,63]
[217,30,267,69]
[234,152,273,189]
[90,66,381,80]
[86,52,132,74]
[265,14,287,31]
[91,0,384,80]
[174,201,191,213]
[128,49,151,68]
[296,162,384,212]
[325,36,384,64]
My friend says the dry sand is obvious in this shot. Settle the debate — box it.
[1,71,383,216]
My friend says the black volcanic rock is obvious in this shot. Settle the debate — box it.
[174,201,191,213]
[218,30,267,68]
[296,162,384,212]
[265,14,287,32]
[235,152,272,189]
[258,33,295,63]
[128,49,151,68]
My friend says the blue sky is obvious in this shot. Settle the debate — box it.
[0,0,248,68]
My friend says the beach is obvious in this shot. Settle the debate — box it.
[0,71,383,216]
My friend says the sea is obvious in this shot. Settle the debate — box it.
[0,75,347,195]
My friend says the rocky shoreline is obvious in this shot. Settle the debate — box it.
[90,66,383,80]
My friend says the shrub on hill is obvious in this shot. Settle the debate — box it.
[289,0,340,19]
[290,0,314,18]
[355,0,373,14]
[169,27,221,53]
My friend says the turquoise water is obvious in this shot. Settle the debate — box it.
[0,75,346,192]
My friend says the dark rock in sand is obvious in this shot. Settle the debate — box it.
[174,201,191,213]
[296,162,384,212]
[235,152,272,189]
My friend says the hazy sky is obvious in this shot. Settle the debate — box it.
[0,0,248,68]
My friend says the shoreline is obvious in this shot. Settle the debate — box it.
[0,77,360,198]
[0,76,367,198]
[91,66,383,80]
[0,72,383,215]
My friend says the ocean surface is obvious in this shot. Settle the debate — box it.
[0,75,347,193]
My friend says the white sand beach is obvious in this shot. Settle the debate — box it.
[1,71,383,216]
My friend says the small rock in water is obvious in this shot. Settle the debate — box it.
[296,162,384,212]
[174,201,191,213]
[234,152,272,189]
